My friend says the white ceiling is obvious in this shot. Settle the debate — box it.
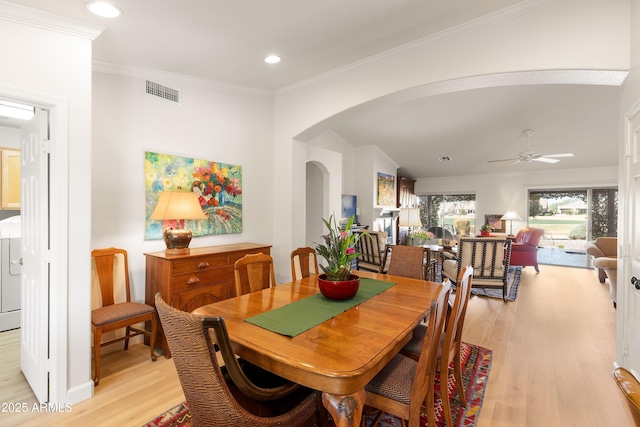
[2,0,624,179]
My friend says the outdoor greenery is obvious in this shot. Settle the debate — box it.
[569,223,587,240]
[590,188,617,239]
[417,193,475,232]
[454,219,470,235]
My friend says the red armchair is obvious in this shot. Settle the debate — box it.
[509,227,545,272]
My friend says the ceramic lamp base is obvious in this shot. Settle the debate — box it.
[163,228,192,254]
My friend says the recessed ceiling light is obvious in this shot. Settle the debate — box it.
[264,55,281,64]
[86,2,122,18]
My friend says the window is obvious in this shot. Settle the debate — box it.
[528,187,617,250]
[416,193,476,238]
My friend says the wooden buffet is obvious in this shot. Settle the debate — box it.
[144,243,271,357]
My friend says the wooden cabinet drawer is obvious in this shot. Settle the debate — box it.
[171,282,231,313]
[170,267,233,291]
[171,254,228,275]
[145,243,271,358]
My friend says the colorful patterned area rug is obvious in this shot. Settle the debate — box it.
[142,342,492,427]
[437,265,522,301]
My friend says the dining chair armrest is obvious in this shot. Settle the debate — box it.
[203,316,300,401]
[442,251,457,261]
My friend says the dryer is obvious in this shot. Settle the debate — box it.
[0,216,20,332]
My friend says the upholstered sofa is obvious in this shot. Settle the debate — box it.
[585,237,618,308]
[593,257,618,307]
[509,227,545,272]
[585,237,617,282]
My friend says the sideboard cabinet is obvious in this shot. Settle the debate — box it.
[145,242,271,357]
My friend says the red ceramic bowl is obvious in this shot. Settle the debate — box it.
[317,274,360,300]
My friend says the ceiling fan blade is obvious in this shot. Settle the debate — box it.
[486,157,520,163]
[532,157,560,164]
[540,153,574,158]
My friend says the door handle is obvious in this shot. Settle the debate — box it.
[632,276,640,290]
[11,258,22,266]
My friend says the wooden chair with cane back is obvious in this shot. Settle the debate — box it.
[91,247,157,386]
[364,280,451,427]
[400,265,474,427]
[384,244,433,281]
[290,247,319,281]
[234,252,276,296]
[154,294,327,427]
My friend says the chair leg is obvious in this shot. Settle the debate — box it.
[124,326,131,350]
[425,381,437,427]
[453,352,466,406]
[149,314,158,362]
[93,328,102,386]
[440,370,454,427]
[534,262,540,273]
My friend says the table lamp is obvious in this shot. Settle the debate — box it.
[149,191,207,254]
[398,207,422,228]
[501,210,523,236]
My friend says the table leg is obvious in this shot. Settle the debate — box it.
[322,389,366,427]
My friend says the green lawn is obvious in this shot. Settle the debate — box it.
[530,216,585,236]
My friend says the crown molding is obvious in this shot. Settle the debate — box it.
[93,61,272,97]
[0,0,103,40]
[275,0,563,94]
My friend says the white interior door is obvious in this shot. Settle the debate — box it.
[20,108,50,403]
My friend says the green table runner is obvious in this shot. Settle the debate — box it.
[245,278,395,337]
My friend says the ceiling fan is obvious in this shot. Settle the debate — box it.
[487,130,574,165]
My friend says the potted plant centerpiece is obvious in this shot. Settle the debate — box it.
[407,229,436,246]
[315,214,367,300]
[480,223,492,236]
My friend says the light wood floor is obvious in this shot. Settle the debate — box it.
[0,264,634,426]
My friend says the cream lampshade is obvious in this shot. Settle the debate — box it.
[398,208,422,228]
[150,191,207,254]
[500,210,523,236]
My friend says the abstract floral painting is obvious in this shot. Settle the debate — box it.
[144,151,242,239]
[377,172,395,206]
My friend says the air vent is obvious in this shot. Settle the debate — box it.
[146,80,180,104]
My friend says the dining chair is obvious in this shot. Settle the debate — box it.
[442,237,512,302]
[234,252,276,296]
[400,265,474,427]
[384,245,431,280]
[290,247,319,281]
[91,247,157,386]
[355,230,388,273]
[364,280,451,427]
[154,293,327,427]
[612,367,640,426]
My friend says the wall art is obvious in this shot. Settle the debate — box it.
[377,172,395,206]
[144,151,242,239]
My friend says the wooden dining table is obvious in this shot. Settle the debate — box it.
[192,269,442,427]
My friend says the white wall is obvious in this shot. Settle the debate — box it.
[415,166,618,234]
[0,126,19,147]
[92,71,276,293]
[278,0,630,276]
[0,4,99,403]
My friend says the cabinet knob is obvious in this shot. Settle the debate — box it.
[186,277,201,286]
[197,262,210,269]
